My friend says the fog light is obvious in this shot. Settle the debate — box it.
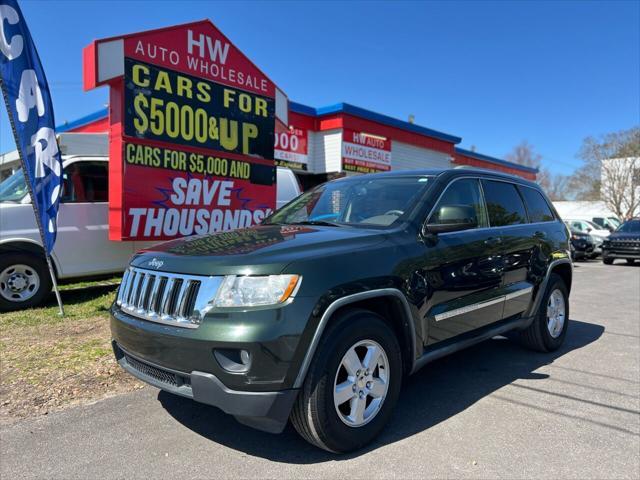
[214,348,252,373]
[240,349,251,365]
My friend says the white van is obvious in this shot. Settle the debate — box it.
[0,134,301,311]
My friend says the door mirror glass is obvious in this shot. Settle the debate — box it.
[426,205,478,234]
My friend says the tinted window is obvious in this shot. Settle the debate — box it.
[482,180,527,226]
[61,161,108,203]
[520,186,554,223]
[429,178,488,227]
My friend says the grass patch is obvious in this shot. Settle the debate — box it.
[0,277,120,328]
[0,276,143,422]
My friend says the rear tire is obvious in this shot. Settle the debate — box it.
[0,253,52,312]
[626,259,635,265]
[519,273,569,352]
[291,309,402,453]
[603,257,614,265]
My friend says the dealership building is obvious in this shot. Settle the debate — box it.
[0,101,538,185]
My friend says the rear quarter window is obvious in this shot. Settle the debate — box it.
[519,186,555,223]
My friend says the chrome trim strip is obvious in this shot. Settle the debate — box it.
[434,295,505,322]
[505,286,533,301]
[293,288,417,389]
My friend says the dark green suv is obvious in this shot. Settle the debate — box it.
[110,168,572,453]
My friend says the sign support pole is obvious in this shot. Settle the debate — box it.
[0,78,64,316]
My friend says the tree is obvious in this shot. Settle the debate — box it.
[505,141,568,200]
[537,167,568,201]
[505,140,542,168]
[570,127,640,217]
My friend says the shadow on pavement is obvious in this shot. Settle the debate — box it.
[159,319,605,463]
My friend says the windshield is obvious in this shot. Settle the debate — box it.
[264,175,431,228]
[616,219,640,233]
[0,169,28,202]
[584,220,603,230]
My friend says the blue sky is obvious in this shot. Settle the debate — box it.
[1,0,638,176]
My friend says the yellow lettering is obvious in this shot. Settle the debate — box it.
[133,94,148,133]
[154,71,173,94]
[238,93,251,113]
[242,123,258,154]
[132,64,150,87]
[176,76,193,99]
[126,143,135,163]
[219,118,237,151]
[255,98,267,117]
[196,82,211,103]
[223,89,236,108]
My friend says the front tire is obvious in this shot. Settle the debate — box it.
[291,309,402,453]
[0,253,52,312]
[626,259,636,265]
[519,273,569,352]
[603,257,614,265]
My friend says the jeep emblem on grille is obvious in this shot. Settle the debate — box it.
[148,258,164,269]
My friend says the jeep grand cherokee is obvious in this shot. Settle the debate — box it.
[110,168,572,453]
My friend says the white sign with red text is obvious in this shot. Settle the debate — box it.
[274,125,308,171]
[342,129,391,173]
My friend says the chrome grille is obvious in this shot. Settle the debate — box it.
[116,266,223,328]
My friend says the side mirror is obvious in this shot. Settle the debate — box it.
[586,227,592,232]
[424,205,478,235]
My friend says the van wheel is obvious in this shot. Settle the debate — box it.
[603,257,614,265]
[626,259,635,265]
[519,273,569,352]
[0,253,52,312]
[290,309,402,453]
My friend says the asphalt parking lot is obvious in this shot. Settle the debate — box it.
[1,260,639,479]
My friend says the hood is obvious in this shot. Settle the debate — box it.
[608,232,640,242]
[130,224,388,276]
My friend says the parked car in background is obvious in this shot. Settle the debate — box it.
[0,139,302,311]
[110,168,572,453]
[602,219,640,265]
[566,218,610,258]
[565,222,595,261]
[592,216,620,232]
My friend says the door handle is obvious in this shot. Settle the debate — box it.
[484,237,501,245]
[534,231,546,238]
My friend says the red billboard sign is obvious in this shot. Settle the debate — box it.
[274,123,308,171]
[83,21,286,240]
[342,129,391,173]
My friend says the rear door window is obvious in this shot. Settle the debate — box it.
[519,186,555,223]
[481,180,528,226]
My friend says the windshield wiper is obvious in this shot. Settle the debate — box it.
[290,220,342,227]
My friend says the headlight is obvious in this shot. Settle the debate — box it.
[213,275,301,307]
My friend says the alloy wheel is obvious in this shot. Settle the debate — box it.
[546,288,566,338]
[333,339,390,427]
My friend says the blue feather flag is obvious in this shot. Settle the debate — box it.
[0,0,62,254]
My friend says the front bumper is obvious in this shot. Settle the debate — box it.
[603,250,640,259]
[110,295,318,433]
[113,342,297,433]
